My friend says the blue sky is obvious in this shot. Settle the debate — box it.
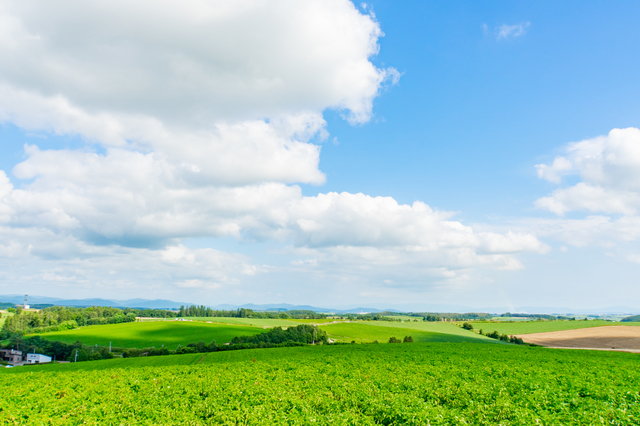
[1,1,640,311]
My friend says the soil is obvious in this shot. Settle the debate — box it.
[517,326,640,353]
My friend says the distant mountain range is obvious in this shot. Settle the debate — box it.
[0,295,392,313]
[0,295,187,310]
[0,294,638,315]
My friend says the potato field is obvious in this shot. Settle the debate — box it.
[2,342,639,425]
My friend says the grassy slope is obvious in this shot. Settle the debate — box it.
[3,343,640,424]
[36,321,264,349]
[320,322,495,343]
[362,320,496,340]
[0,310,13,328]
[177,317,305,327]
[471,320,640,335]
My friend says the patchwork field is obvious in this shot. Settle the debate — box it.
[37,321,264,349]
[3,342,640,424]
[517,326,640,352]
[470,319,640,335]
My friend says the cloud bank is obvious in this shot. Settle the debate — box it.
[0,0,546,301]
[534,128,640,251]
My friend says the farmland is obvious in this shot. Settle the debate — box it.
[176,317,305,327]
[2,342,640,424]
[362,320,496,338]
[517,326,640,352]
[36,321,265,349]
[30,318,492,350]
[321,322,494,344]
[469,319,640,335]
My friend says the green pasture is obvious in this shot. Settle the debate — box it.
[320,322,494,343]
[362,320,496,340]
[470,319,640,335]
[0,310,13,328]
[489,317,533,322]
[175,317,346,326]
[382,315,423,321]
[3,342,640,424]
[177,317,304,327]
[36,321,264,349]
[289,318,344,324]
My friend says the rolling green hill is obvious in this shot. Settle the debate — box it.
[470,320,640,335]
[36,321,265,349]
[175,317,305,327]
[2,342,639,424]
[362,320,496,339]
[320,322,495,343]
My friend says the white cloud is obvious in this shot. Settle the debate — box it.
[535,128,640,215]
[526,128,640,261]
[0,147,548,286]
[0,1,548,298]
[0,0,394,125]
[495,22,530,40]
[0,0,401,187]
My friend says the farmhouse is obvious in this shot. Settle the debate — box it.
[0,349,24,364]
[26,353,52,364]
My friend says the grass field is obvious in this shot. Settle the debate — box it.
[139,317,344,326]
[489,317,533,321]
[362,320,496,339]
[320,322,496,343]
[3,342,640,424]
[175,317,306,327]
[36,321,265,349]
[0,310,13,328]
[470,319,640,335]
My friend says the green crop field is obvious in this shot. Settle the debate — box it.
[320,322,495,343]
[36,321,265,349]
[470,320,640,335]
[177,317,306,327]
[362,320,497,339]
[2,342,640,424]
[290,318,344,324]
[489,316,533,321]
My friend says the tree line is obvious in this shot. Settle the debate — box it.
[1,306,139,338]
[177,305,327,319]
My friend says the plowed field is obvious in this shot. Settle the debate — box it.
[518,325,640,352]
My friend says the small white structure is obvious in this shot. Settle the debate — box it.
[26,353,51,364]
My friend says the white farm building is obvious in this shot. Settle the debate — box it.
[26,353,51,364]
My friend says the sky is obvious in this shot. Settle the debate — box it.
[1,0,640,311]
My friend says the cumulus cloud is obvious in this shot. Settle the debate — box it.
[495,22,530,40]
[0,147,548,284]
[0,0,394,125]
[0,0,547,297]
[529,128,640,260]
[0,0,401,186]
[535,128,640,215]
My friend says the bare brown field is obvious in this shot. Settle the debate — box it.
[517,326,640,352]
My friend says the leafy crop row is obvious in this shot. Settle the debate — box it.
[2,342,639,425]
